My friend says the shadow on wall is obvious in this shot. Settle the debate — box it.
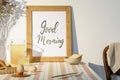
[32,45,44,57]
[88,62,106,80]
[71,7,79,54]
[0,0,26,61]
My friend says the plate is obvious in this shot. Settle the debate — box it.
[12,73,30,77]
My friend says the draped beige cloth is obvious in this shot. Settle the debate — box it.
[107,43,120,73]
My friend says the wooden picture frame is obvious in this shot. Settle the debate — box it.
[26,6,72,62]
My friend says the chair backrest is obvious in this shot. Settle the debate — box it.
[103,46,113,80]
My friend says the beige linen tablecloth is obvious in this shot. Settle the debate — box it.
[0,62,102,80]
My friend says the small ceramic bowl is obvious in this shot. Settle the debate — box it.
[64,56,82,65]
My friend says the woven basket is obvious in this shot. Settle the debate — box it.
[0,67,16,74]
[64,56,82,65]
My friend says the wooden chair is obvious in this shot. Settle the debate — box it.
[103,46,113,80]
[103,45,120,80]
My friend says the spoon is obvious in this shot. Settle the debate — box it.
[51,72,83,79]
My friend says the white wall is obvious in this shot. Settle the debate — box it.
[7,0,120,65]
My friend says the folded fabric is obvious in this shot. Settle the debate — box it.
[107,43,120,73]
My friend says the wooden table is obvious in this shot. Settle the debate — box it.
[0,62,102,80]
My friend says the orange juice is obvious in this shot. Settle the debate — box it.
[11,44,25,65]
